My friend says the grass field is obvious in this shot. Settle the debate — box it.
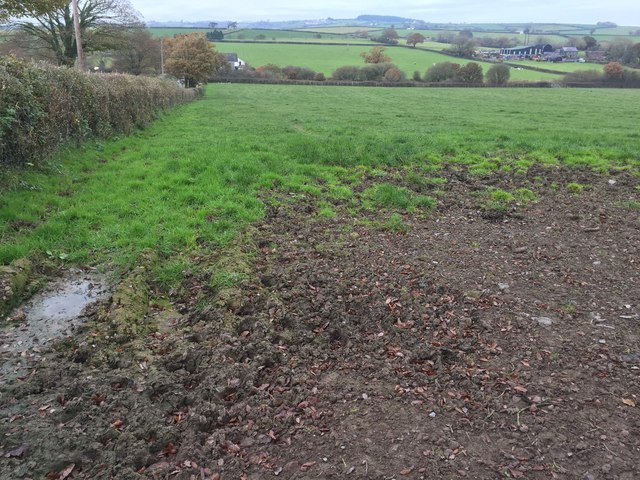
[2,85,639,271]
[296,26,384,34]
[148,27,212,38]
[221,42,563,80]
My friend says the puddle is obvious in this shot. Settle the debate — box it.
[1,270,111,383]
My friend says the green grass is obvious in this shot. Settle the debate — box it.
[148,27,212,38]
[223,42,562,80]
[2,84,639,269]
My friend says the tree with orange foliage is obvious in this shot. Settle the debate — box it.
[164,33,227,87]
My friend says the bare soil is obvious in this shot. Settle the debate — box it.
[1,166,639,480]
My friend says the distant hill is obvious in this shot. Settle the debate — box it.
[356,15,416,24]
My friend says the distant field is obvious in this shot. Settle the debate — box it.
[148,27,212,38]
[510,60,604,73]
[225,29,345,41]
[223,42,562,80]
[297,26,384,34]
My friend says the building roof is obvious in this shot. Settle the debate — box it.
[562,47,579,52]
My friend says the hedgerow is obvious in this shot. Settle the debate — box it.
[0,56,202,167]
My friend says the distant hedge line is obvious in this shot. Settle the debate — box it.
[1,57,202,167]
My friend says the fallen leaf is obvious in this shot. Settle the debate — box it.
[59,464,75,480]
[6,445,28,458]
[300,461,317,471]
[513,386,528,394]
[400,467,414,475]
[162,443,178,456]
[111,419,125,429]
[622,398,636,407]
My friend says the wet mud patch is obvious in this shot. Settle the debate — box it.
[0,167,639,480]
[1,270,111,383]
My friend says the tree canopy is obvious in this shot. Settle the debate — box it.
[0,0,66,21]
[406,33,426,48]
[17,0,141,66]
[360,46,391,64]
[164,33,227,87]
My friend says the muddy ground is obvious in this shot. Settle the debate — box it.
[1,166,639,480]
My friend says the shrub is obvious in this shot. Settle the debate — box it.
[456,62,483,84]
[485,63,510,86]
[424,62,461,82]
[383,67,406,83]
[332,65,360,81]
[314,72,326,81]
[604,61,624,80]
[412,70,421,82]
[563,69,604,85]
[282,65,316,80]
[358,62,394,81]
[256,63,283,79]
[0,57,200,167]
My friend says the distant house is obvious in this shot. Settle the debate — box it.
[542,46,581,62]
[560,46,579,61]
[223,53,245,70]
[499,44,553,58]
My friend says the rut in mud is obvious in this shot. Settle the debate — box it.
[0,166,639,480]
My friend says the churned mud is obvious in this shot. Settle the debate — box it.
[1,271,111,384]
[0,166,639,480]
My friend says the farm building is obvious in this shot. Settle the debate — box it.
[542,46,581,62]
[223,53,245,70]
[560,46,579,60]
[499,44,553,57]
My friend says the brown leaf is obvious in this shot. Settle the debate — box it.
[162,442,178,456]
[622,398,636,407]
[59,464,75,480]
[513,386,528,394]
[111,419,125,430]
[6,445,28,458]
[300,461,317,471]
[400,467,414,475]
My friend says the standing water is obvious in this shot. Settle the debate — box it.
[0,271,111,383]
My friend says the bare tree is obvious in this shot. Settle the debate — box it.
[17,0,141,66]
[112,27,161,74]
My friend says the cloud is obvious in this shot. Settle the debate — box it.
[130,0,639,25]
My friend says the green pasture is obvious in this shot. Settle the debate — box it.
[224,29,347,41]
[2,85,639,271]
[222,42,561,80]
[508,60,603,73]
[297,26,384,34]
[148,27,211,38]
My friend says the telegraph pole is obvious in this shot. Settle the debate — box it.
[72,0,84,70]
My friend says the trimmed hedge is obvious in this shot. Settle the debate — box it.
[1,57,202,167]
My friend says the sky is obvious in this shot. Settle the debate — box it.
[130,0,640,26]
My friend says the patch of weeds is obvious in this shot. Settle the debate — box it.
[481,188,514,219]
[414,195,438,210]
[210,270,248,290]
[318,202,337,218]
[151,257,190,291]
[514,188,537,205]
[567,182,587,194]
[426,177,447,187]
[364,183,413,210]
[621,200,640,209]
[383,213,409,233]
[328,185,353,200]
